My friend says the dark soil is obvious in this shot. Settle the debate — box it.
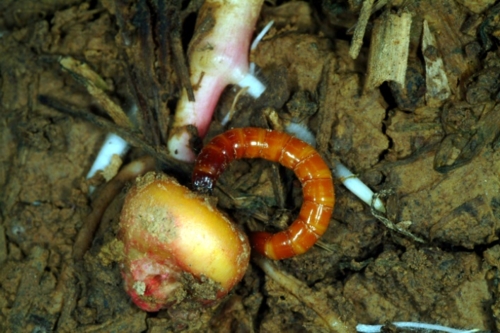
[0,0,499,332]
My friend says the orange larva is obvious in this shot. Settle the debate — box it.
[192,127,335,260]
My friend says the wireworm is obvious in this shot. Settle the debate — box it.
[192,127,334,260]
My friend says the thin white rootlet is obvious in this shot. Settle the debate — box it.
[356,321,481,333]
[334,162,386,213]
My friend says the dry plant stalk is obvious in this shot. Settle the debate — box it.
[422,20,451,107]
[59,56,133,128]
[349,0,375,59]
[253,255,355,333]
[365,11,412,91]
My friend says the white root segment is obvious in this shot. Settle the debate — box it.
[248,19,274,77]
[254,255,355,333]
[236,72,265,98]
[284,122,316,147]
[251,20,274,51]
[168,0,266,162]
[333,162,386,213]
[86,105,138,192]
[356,322,480,333]
[86,133,129,183]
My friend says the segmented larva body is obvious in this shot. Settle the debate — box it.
[192,127,334,260]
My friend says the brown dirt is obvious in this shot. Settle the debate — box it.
[1,0,499,332]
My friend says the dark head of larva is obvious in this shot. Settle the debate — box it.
[192,173,216,193]
[192,143,230,192]
[191,128,335,261]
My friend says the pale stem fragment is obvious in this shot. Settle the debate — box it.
[365,11,412,91]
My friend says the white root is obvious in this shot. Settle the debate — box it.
[333,162,386,213]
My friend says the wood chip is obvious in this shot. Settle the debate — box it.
[422,20,451,107]
[365,11,412,91]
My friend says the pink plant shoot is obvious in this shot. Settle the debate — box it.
[168,0,265,162]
